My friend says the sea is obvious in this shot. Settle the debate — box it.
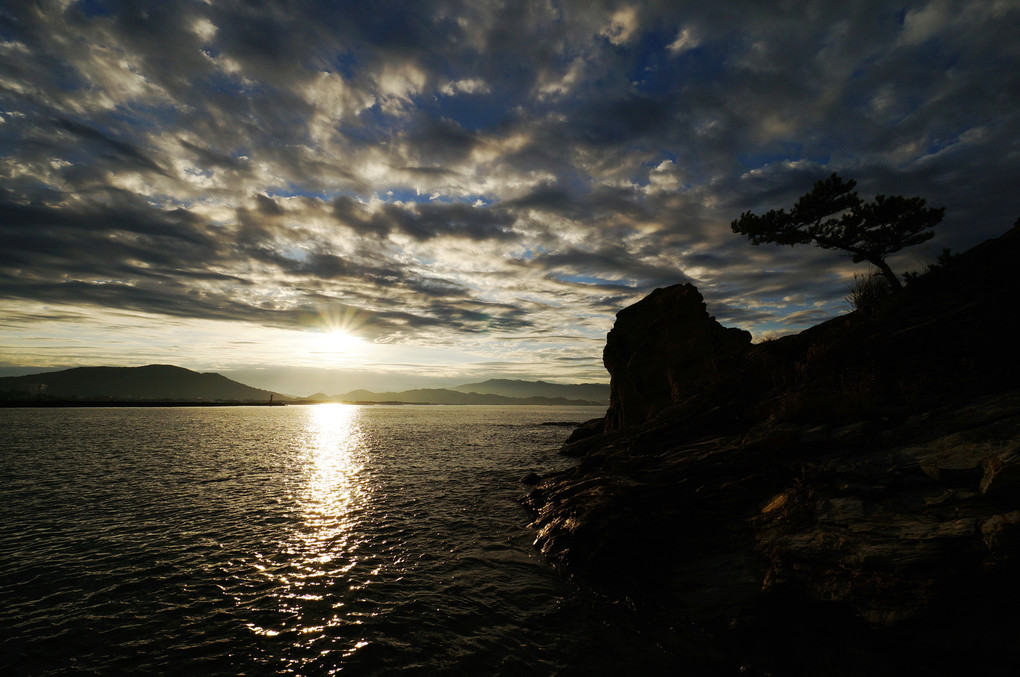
[1,405,688,676]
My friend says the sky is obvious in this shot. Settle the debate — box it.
[2,0,1018,394]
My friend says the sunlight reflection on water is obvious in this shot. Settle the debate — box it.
[2,404,687,675]
[301,403,366,559]
[248,403,375,663]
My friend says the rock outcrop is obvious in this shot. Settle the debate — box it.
[602,283,751,431]
[525,226,1020,675]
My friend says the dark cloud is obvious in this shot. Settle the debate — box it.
[526,244,686,291]
[404,117,480,166]
[252,194,283,216]
[0,192,219,273]
[179,140,252,173]
[54,117,167,175]
[333,197,516,241]
[505,184,650,223]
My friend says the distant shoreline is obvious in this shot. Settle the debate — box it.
[325,400,604,406]
[0,400,287,408]
[1,400,606,408]
[1,367,610,407]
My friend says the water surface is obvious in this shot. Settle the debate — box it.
[1,405,684,675]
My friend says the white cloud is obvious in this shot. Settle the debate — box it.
[192,17,217,43]
[600,6,638,45]
[667,27,700,54]
[534,57,587,100]
[645,160,683,194]
[899,1,950,45]
[440,78,491,95]
[375,62,428,104]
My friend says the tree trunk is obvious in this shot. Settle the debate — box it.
[871,258,902,290]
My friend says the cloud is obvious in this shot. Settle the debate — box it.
[601,6,639,46]
[331,196,516,241]
[667,27,700,54]
[899,1,951,46]
[1,0,1019,381]
[440,78,491,96]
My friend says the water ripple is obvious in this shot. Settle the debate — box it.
[1,404,689,675]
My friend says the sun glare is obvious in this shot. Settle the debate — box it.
[308,304,373,361]
[319,329,364,354]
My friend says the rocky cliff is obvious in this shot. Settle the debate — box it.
[602,283,751,431]
[525,226,1020,675]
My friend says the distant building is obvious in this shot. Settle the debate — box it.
[27,383,47,396]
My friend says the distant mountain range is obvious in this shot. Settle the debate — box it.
[310,378,609,406]
[450,379,609,402]
[314,388,603,406]
[0,366,609,406]
[0,365,280,402]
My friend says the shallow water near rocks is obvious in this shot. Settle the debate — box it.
[1,404,689,675]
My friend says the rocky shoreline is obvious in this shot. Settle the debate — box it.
[524,226,1020,675]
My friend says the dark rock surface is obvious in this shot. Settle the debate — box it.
[525,226,1020,675]
[602,283,751,431]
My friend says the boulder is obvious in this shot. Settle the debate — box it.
[602,283,751,431]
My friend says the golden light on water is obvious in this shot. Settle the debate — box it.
[249,403,373,650]
[300,403,367,562]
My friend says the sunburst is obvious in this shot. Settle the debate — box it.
[311,303,372,356]
[317,329,364,353]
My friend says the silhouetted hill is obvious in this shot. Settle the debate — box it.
[449,379,609,403]
[333,387,602,406]
[0,364,281,402]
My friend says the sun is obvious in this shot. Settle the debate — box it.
[308,303,372,359]
[318,329,364,354]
